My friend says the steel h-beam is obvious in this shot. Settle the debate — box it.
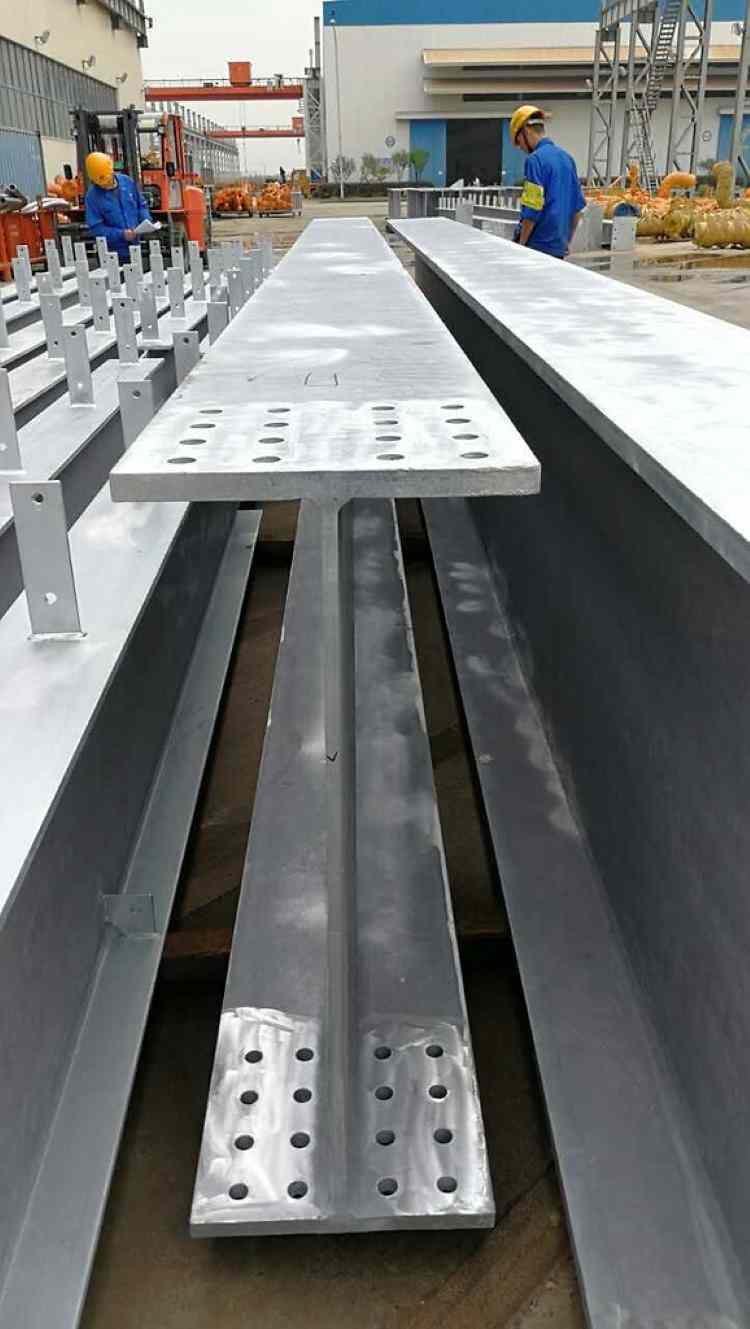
[665,0,714,172]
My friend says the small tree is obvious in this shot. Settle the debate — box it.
[360,152,378,182]
[330,154,356,184]
[390,149,410,182]
[374,161,390,184]
[409,148,430,183]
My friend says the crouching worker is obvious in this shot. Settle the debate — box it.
[84,151,151,261]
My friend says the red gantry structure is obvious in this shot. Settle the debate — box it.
[145,61,304,103]
[209,117,305,140]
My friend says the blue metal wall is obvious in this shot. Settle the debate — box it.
[718,113,750,173]
[0,128,45,195]
[501,119,526,185]
[325,0,745,23]
[409,119,447,183]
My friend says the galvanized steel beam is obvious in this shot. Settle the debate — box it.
[191,499,493,1235]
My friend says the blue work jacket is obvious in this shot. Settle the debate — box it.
[520,139,585,258]
[84,173,150,259]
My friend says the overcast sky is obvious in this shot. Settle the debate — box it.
[142,0,322,175]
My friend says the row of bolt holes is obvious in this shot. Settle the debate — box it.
[166,404,488,466]
[168,406,290,466]
[228,1042,457,1202]
[372,403,487,464]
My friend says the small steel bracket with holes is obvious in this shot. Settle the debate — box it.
[0,368,22,471]
[167,268,186,319]
[190,252,206,303]
[95,236,109,269]
[101,893,158,937]
[75,258,92,309]
[9,481,83,638]
[61,233,75,267]
[40,294,65,360]
[12,257,31,304]
[63,326,94,405]
[106,251,122,293]
[139,288,159,343]
[208,301,229,344]
[150,248,166,299]
[118,378,156,448]
[90,274,110,332]
[124,265,138,301]
[227,268,244,317]
[129,244,144,279]
[113,297,139,364]
[0,298,9,350]
[174,330,200,384]
[171,245,185,274]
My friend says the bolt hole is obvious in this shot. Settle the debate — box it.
[244,1050,263,1064]
[442,403,463,410]
[372,405,395,412]
[258,436,285,444]
[200,408,222,414]
[167,456,196,464]
[240,1090,258,1105]
[426,1044,444,1058]
[32,492,45,506]
[293,1088,312,1103]
[437,1175,457,1193]
[133,389,141,398]
[446,418,470,424]
[235,1135,254,1151]
[378,1177,398,1196]
[374,1045,392,1061]
[291,1132,311,1149]
[179,438,206,446]
[376,1129,395,1146]
[191,421,216,428]
[252,455,281,463]
[268,407,290,414]
[434,1128,453,1144]
[454,434,479,441]
[296,1047,314,1062]
[377,453,404,462]
[374,1086,393,1101]
[429,1084,448,1100]
[375,435,401,442]
[229,1183,249,1201]
[461,451,489,460]
[288,1180,308,1200]
[44,591,58,605]
[264,421,289,428]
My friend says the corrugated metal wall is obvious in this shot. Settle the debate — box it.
[0,37,115,141]
[0,127,45,195]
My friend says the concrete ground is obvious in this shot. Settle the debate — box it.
[80,198,747,1329]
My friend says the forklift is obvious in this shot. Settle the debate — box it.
[58,107,209,261]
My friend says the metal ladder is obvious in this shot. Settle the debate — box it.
[628,0,684,192]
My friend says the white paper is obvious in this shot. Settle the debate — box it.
[133,219,162,236]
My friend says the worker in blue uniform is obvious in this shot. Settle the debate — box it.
[510,106,585,259]
[84,151,151,261]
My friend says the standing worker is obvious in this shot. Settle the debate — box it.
[510,106,585,258]
[84,151,151,261]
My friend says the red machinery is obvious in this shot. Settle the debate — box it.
[62,107,207,254]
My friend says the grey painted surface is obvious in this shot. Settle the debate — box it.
[393,218,750,587]
[110,218,539,504]
[416,259,750,1318]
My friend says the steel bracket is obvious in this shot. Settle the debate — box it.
[9,480,84,638]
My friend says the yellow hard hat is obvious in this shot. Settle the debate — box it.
[86,151,115,188]
[510,105,545,145]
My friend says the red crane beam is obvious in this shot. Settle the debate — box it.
[145,79,304,102]
[208,127,305,139]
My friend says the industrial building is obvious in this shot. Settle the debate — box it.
[0,3,238,195]
[322,0,749,183]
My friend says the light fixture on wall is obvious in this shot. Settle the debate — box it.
[116,72,128,84]
[81,54,96,71]
[731,21,745,37]
[34,30,50,47]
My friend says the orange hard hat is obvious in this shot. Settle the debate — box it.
[510,105,545,145]
[86,151,115,188]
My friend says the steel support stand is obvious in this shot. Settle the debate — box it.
[0,368,22,470]
[9,480,83,637]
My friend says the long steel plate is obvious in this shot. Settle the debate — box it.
[191,499,493,1234]
[110,218,539,503]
